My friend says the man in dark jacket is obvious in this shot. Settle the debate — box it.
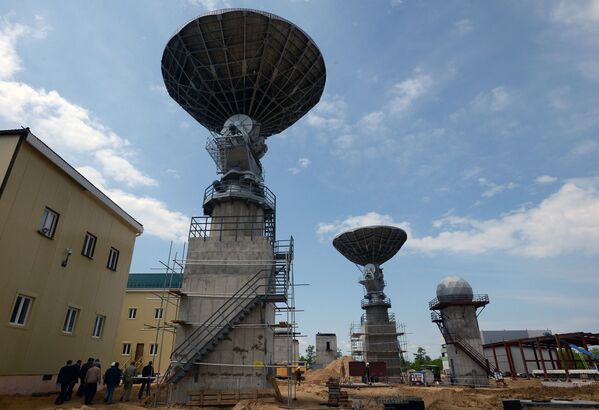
[138,361,155,399]
[103,362,122,404]
[65,359,81,400]
[77,358,94,397]
[54,360,73,404]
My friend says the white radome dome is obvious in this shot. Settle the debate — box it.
[436,276,473,300]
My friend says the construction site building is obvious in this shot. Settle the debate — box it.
[430,276,491,386]
[313,333,337,369]
[113,273,182,375]
[0,128,142,394]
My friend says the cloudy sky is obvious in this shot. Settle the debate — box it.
[1,0,599,358]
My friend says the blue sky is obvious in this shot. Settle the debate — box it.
[1,0,599,358]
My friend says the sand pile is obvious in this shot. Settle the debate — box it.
[304,356,353,384]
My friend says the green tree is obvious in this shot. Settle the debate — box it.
[300,345,316,368]
[336,348,343,359]
[409,347,443,371]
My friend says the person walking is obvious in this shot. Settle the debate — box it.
[84,362,102,405]
[120,362,137,402]
[103,362,122,404]
[77,358,94,397]
[54,360,73,405]
[65,359,81,401]
[138,361,155,399]
[295,367,302,386]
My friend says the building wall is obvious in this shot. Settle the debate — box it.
[441,305,489,386]
[113,290,178,375]
[273,335,299,364]
[0,140,138,394]
[169,230,276,403]
[0,135,19,185]
[314,334,337,369]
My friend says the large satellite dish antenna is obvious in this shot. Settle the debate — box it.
[162,8,326,213]
[162,8,326,161]
[333,225,408,267]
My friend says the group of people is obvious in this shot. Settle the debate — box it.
[55,358,155,405]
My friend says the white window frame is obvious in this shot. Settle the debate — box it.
[39,207,59,238]
[128,307,137,319]
[82,232,97,258]
[9,294,33,326]
[122,343,131,356]
[154,308,163,319]
[92,314,105,338]
[62,307,79,334]
[149,343,159,356]
[107,247,119,271]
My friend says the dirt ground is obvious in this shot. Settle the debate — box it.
[3,358,599,410]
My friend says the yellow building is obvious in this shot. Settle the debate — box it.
[0,128,143,394]
[113,273,181,375]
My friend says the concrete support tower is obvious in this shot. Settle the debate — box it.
[333,226,408,383]
[159,8,325,403]
[429,276,493,386]
[314,333,337,369]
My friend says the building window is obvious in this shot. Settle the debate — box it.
[128,308,137,319]
[122,343,131,355]
[150,343,159,356]
[107,247,119,271]
[92,315,105,338]
[39,207,59,238]
[154,308,163,319]
[82,232,97,258]
[326,341,331,351]
[10,294,33,326]
[62,307,79,333]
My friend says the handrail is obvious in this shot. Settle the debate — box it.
[171,269,267,360]
[435,318,496,376]
[428,294,489,309]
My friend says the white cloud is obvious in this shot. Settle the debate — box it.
[471,86,511,112]
[0,15,188,242]
[305,94,349,131]
[388,72,433,114]
[455,19,473,34]
[316,212,411,242]
[105,189,189,242]
[95,149,158,187]
[185,0,231,10]
[0,15,49,80]
[288,157,311,175]
[478,177,517,198]
[409,178,599,257]
[552,0,599,24]
[390,0,403,6]
[570,139,598,156]
[357,111,386,133]
[298,157,311,168]
[535,175,558,184]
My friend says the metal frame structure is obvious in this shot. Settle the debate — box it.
[483,332,599,380]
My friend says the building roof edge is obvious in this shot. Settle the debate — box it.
[1,129,144,234]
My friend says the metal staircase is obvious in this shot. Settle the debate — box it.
[431,312,497,376]
[158,240,292,390]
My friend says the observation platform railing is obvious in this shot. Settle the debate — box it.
[203,180,275,212]
[361,297,392,308]
[428,294,489,310]
[189,215,275,242]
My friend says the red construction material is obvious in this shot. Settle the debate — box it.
[368,361,387,377]
[348,361,366,377]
